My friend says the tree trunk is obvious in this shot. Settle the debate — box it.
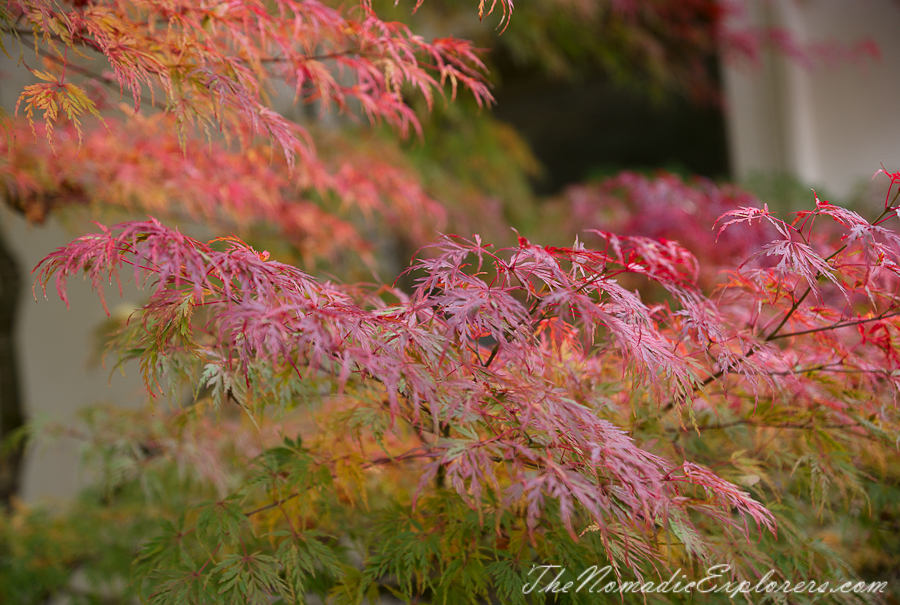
[0,225,24,509]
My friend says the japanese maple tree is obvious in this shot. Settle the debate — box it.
[0,0,494,513]
[2,0,899,603]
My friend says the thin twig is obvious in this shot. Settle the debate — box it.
[768,308,900,340]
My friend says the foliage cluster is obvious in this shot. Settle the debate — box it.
[1,0,899,604]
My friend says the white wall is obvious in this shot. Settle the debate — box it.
[722,0,900,199]
[0,213,146,502]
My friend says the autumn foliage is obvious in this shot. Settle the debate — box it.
[2,0,900,603]
[17,166,900,603]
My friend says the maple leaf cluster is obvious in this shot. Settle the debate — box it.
[548,171,774,278]
[27,169,900,600]
[34,217,778,568]
[7,0,492,158]
[2,0,900,603]
[3,0,488,268]
[1,113,447,266]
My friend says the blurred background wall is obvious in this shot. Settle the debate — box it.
[723,0,900,200]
